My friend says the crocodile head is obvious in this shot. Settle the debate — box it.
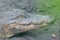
[0,9,54,38]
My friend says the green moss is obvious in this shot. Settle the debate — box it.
[32,0,60,35]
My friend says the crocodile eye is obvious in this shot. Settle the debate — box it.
[19,15,25,18]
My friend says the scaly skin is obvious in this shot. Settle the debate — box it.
[0,9,54,38]
[0,20,47,38]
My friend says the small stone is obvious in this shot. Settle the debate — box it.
[51,34,56,38]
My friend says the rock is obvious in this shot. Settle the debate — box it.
[0,0,54,38]
[51,34,56,38]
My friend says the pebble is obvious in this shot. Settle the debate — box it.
[51,34,56,38]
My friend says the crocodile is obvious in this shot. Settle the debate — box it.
[0,9,54,38]
[0,0,54,38]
